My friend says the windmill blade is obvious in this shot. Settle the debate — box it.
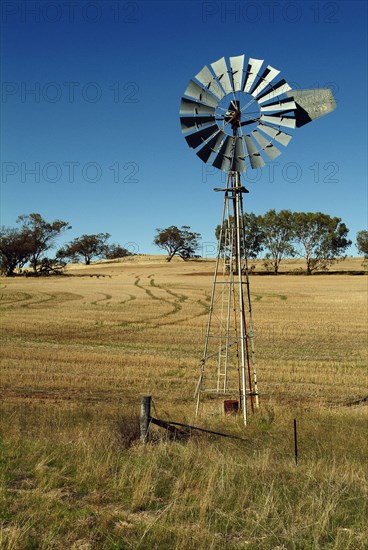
[196,131,226,163]
[233,136,246,172]
[184,80,219,107]
[251,65,280,98]
[286,88,336,127]
[260,114,296,128]
[180,97,216,116]
[252,130,282,160]
[213,136,234,171]
[243,58,264,93]
[260,98,297,113]
[257,79,292,104]
[185,124,220,149]
[229,54,245,92]
[244,135,265,169]
[240,117,260,128]
[195,65,225,100]
[258,123,292,146]
[210,57,233,95]
[180,116,217,133]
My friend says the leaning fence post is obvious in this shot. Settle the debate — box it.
[140,396,152,443]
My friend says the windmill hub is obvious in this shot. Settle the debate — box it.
[216,92,261,135]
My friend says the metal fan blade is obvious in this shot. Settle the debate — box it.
[257,79,292,104]
[210,57,233,95]
[243,58,264,93]
[240,117,260,127]
[286,88,336,127]
[195,65,225,100]
[251,65,280,98]
[213,136,234,171]
[260,98,297,112]
[252,130,282,160]
[258,123,292,146]
[196,131,226,163]
[184,80,219,107]
[180,97,216,116]
[185,124,220,149]
[260,115,296,129]
[244,135,265,169]
[229,54,245,92]
[233,136,246,172]
[180,116,216,133]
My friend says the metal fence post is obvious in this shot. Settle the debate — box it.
[294,418,298,465]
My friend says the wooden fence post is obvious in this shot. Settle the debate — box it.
[140,396,152,443]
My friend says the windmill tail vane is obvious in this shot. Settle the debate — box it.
[180,54,336,426]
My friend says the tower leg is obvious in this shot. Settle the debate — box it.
[234,172,247,425]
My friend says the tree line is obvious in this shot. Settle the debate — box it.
[155,213,367,274]
[216,210,354,274]
[1,212,367,276]
[0,213,132,276]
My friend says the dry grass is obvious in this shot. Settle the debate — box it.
[0,256,367,548]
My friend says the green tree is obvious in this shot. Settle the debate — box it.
[0,227,33,276]
[292,212,351,274]
[215,213,264,259]
[153,226,201,262]
[260,209,295,274]
[57,233,111,265]
[356,230,368,258]
[17,213,71,273]
[104,244,133,260]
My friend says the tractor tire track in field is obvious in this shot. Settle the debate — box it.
[1,291,84,309]
[138,274,209,326]
[104,275,186,332]
[91,293,113,305]
[91,292,137,306]
[133,275,181,319]
[148,274,188,316]
[119,293,136,304]
[150,276,212,325]
[0,291,33,305]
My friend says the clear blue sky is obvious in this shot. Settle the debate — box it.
[1,0,367,257]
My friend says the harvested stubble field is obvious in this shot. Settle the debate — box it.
[0,256,367,549]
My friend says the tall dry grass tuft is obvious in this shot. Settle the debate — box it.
[115,410,141,449]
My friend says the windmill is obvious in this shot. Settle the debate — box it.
[180,55,336,425]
